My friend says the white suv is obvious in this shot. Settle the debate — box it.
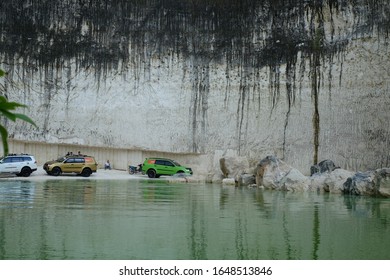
[0,154,38,177]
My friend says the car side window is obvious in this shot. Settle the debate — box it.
[165,161,174,167]
[65,158,75,163]
[2,157,12,163]
[155,160,164,165]
[75,158,85,163]
[11,157,23,162]
[23,156,32,161]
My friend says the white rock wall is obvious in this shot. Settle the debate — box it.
[3,36,390,175]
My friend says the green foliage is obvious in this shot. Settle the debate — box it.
[0,70,36,156]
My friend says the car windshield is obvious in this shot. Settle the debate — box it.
[172,160,181,166]
[56,157,66,162]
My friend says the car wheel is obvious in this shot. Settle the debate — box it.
[147,169,156,178]
[81,168,92,177]
[20,167,32,177]
[51,167,61,176]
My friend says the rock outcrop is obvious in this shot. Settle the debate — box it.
[220,157,255,186]
[373,168,390,197]
[254,156,310,191]
[222,155,390,198]
[310,168,355,194]
[342,168,390,197]
[310,160,339,176]
[220,157,250,178]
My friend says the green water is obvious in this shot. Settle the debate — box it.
[0,179,389,260]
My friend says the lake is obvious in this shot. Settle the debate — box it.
[0,179,389,260]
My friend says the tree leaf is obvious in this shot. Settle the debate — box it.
[0,125,9,156]
[0,69,35,156]
[0,110,16,121]
[0,100,26,110]
[14,113,37,127]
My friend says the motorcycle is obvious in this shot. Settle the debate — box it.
[129,164,142,174]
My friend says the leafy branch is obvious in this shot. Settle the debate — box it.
[0,70,37,156]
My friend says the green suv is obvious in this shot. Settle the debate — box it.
[142,158,193,178]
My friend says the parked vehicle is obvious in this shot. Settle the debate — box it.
[0,154,37,177]
[129,164,143,174]
[141,158,192,178]
[43,155,98,177]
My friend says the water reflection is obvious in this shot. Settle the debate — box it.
[311,204,320,260]
[41,180,97,208]
[189,197,207,260]
[0,181,35,208]
[138,180,184,203]
[0,179,389,260]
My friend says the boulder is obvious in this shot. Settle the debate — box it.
[207,173,224,184]
[217,155,390,197]
[235,173,256,186]
[219,156,250,178]
[222,178,236,185]
[279,168,310,191]
[310,159,338,175]
[310,168,355,193]
[342,172,375,196]
[342,168,390,197]
[373,168,390,197]
[255,156,310,191]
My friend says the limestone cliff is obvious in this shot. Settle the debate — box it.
[0,0,389,172]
